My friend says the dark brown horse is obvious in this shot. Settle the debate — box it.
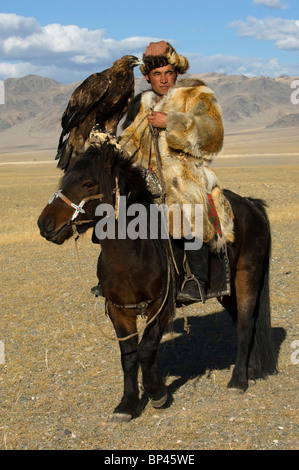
[38,142,277,421]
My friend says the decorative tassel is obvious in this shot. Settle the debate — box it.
[207,194,222,237]
[114,176,120,220]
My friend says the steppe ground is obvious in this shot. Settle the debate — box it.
[0,131,298,450]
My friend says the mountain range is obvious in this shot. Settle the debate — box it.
[0,73,298,154]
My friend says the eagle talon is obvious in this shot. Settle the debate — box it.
[89,129,110,145]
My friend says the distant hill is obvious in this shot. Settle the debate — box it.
[0,73,298,153]
[195,73,298,132]
[266,112,299,129]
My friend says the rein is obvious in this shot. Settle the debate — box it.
[148,123,166,203]
[47,183,173,343]
[47,130,181,342]
[73,230,172,343]
[106,292,163,319]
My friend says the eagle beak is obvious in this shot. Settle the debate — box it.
[135,58,143,66]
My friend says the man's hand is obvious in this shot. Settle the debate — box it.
[147,111,167,129]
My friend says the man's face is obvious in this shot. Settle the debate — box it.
[145,64,178,96]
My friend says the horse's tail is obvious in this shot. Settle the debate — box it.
[248,198,278,377]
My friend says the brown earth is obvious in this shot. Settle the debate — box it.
[0,155,298,450]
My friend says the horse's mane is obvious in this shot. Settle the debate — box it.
[112,151,155,208]
[61,142,154,207]
[60,141,172,309]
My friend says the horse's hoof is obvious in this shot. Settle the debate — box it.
[227,387,244,395]
[109,413,132,423]
[151,393,167,408]
[227,376,248,392]
[227,381,247,393]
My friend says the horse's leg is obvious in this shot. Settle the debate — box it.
[138,301,172,408]
[227,269,259,391]
[107,306,140,421]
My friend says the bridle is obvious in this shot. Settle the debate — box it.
[47,189,104,223]
[46,179,181,342]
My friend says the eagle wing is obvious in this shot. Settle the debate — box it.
[55,71,111,170]
[61,71,111,135]
[55,55,140,171]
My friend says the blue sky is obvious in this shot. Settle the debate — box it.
[0,0,298,83]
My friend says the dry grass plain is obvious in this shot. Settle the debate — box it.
[0,150,298,450]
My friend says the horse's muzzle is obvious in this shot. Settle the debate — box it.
[37,214,73,244]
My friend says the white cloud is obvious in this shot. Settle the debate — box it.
[230,16,299,51]
[0,13,40,39]
[187,53,297,77]
[1,13,298,82]
[0,61,80,84]
[0,13,156,81]
[253,0,288,9]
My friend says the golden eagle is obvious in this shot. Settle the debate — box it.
[55,55,142,171]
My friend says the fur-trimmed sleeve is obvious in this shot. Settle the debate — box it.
[165,86,224,160]
[119,121,140,160]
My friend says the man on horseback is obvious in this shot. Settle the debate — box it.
[119,41,226,304]
[92,41,232,304]
[39,44,276,409]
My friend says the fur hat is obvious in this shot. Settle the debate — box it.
[140,41,189,76]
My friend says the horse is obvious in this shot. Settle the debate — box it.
[38,141,277,422]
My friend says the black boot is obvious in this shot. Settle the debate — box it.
[91,249,103,296]
[177,243,209,305]
[91,284,104,297]
[92,227,101,244]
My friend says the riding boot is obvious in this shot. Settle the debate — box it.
[91,249,104,297]
[92,227,101,244]
[177,243,209,305]
[91,284,104,297]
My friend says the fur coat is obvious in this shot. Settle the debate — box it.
[120,78,234,249]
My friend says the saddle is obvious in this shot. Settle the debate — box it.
[203,248,230,300]
[173,243,231,306]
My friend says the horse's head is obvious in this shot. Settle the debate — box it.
[37,143,118,244]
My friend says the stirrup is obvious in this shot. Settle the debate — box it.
[178,275,206,304]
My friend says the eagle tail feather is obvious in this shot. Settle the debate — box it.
[55,136,73,170]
